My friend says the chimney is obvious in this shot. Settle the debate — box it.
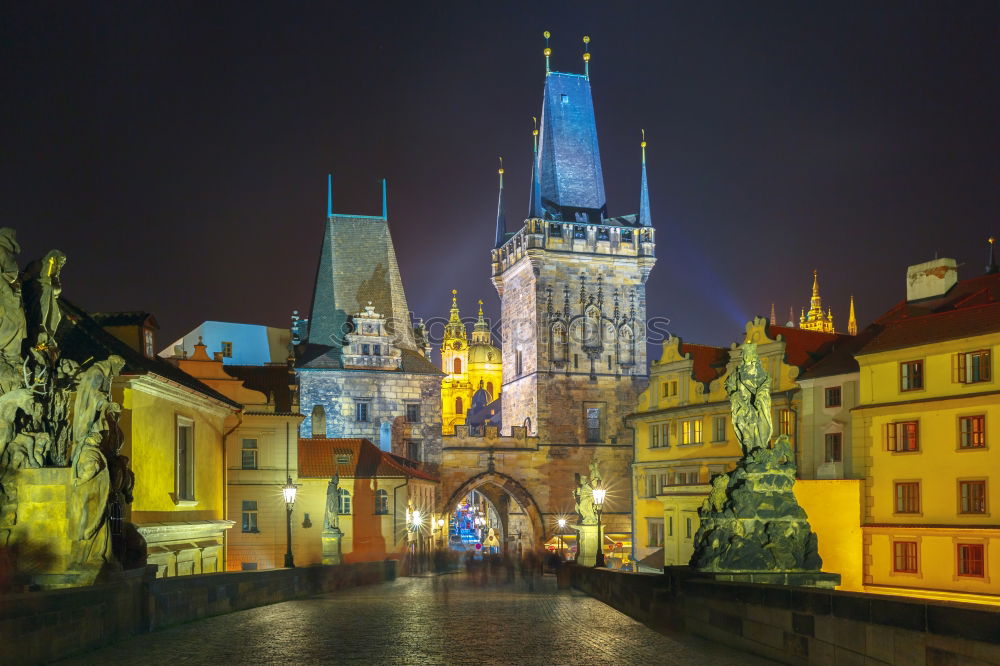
[906,258,958,302]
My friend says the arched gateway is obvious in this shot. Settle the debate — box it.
[440,470,545,553]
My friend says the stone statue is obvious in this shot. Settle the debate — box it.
[0,228,26,364]
[0,388,40,467]
[22,249,66,350]
[691,339,823,574]
[69,435,111,566]
[724,343,773,455]
[573,472,597,525]
[71,356,125,449]
[324,471,340,530]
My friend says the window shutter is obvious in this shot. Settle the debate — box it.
[957,353,967,383]
[886,423,897,452]
[952,353,960,383]
[983,353,992,381]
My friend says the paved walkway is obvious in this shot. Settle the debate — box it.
[62,574,773,665]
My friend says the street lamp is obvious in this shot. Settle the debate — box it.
[592,486,607,567]
[282,476,297,568]
[557,518,567,559]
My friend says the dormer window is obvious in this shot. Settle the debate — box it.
[221,341,233,358]
[336,453,350,464]
[143,328,155,358]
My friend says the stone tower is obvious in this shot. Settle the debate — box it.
[491,58,657,444]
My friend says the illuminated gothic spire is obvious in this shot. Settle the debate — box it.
[472,299,491,344]
[800,270,836,333]
[848,294,858,336]
[494,157,506,247]
[770,302,777,326]
[639,129,651,227]
[445,289,467,342]
[327,174,333,217]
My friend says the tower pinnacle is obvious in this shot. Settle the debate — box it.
[770,302,776,326]
[987,236,998,275]
[543,31,551,75]
[848,294,858,336]
[582,35,591,79]
[495,157,506,247]
[528,117,543,219]
[327,174,333,217]
[638,129,651,227]
[800,270,836,333]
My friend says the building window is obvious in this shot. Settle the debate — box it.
[647,519,664,547]
[336,453,350,464]
[375,489,389,515]
[338,489,351,514]
[959,415,986,449]
[681,419,703,445]
[241,500,258,532]
[667,516,673,537]
[143,328,155,358]
[900,360,923,391]
[517,351,524,376]
[585,407,602,442]
[454,396,464,415]
[406,403,421,423]
[649,424,660,448]
[894,481,920,514]
[685,517,693,539]
[221,341,233,358]
[892,541,918,573]
[486,382,494,397]
[176,417,195,501]
[958,544,985,577]
[712,416,726,443]
[550,223,562,237]
[824,433,842,463]
[825,386,842,408]
[241,438,258,470]
[573,353,578,370]
[407,440,422,462]
[778,409,792,436]
[959,480,987,514]
[373,344,381,356]
[454,357,462,374]
[361,343,370,355]
[356,401,371,422]
[647,473,658,497]
[311,405,326,438]
[886,421,919,452]
[954,350,992,384]
[661,383,669,398]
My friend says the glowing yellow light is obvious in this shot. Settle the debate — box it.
[592,487,607,507]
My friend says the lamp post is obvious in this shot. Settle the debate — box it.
[282,476,297,568]
[592,486,607,567]
[557,518,567,560]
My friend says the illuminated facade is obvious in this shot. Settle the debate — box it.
[853,258,1000,602]
[799,270,837,333]
[440,292,502,434]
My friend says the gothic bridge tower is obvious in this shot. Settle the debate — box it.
[491,38,657,446]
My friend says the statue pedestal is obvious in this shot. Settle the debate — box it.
[321,528,343,565]
[574,524,599,567]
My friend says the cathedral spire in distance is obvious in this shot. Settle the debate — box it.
[848,294,858,335]
[770,302,777,326]
[445,289,467,342]
[495,157,506,247]
[799,270,836,333]
[639,129,651,227]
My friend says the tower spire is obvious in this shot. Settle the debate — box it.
[848,294,858,335]
[495,157,506,247]
[638,129,652,227]
[582,35,591,79]
[543,31,551,75]
[380,178,387,220]
[327,174,333,217]
[987,236,998,275]
[770,302,776,326]
[528,117,543,219]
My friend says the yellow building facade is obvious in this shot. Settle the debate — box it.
[440,292,502,434]
[854,260,1000,602]
[630,317,862,587]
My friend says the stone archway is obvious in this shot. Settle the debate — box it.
[440,471,546,550]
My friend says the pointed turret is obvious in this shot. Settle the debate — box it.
[380,178,388,220]
[800,270,836,333]
[445,289,467,342]
[327,174,333,217]
[770,303,776,326]
[495,159,507,247]
[987,236,998,275]
[528,117,543,219]
[639,130,652,227]
[472,299,491,344]
[848,294,858,336]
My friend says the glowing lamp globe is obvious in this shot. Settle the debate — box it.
[411,510,422,527]
[282,478,297,507]
[592,487,607,507]
[558,518,567,528]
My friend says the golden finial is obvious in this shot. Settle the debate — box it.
[498,156,504,175]
[582,36,591,77]
[640,128,647,164]
[478,299,484,316]
[543,30,552,74]
[532,116,538,137]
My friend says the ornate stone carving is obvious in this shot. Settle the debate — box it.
[690,342,823,573]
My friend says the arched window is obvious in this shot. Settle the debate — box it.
[311,405,326,438]
[453,358,462,374]
[455,396,464,414]
[552,323,567,361]
[486,382,494,398]
[375,489,389,515]
[338,488,351,515]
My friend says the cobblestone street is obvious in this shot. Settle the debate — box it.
[62,574,771,665]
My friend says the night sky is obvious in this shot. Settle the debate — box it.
[4,2,998,352]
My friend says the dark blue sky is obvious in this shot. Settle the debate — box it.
[3,2,998,349]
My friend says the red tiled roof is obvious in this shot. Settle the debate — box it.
[297,438,438,482]
[858,273,1000,355]
[679,343,729,384]
[767,325,846,371]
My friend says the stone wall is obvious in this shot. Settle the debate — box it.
[0,560,396,665]
[298,368,442,463]
[570,566,1000,665]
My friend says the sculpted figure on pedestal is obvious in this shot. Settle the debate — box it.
[324,471,341,531]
